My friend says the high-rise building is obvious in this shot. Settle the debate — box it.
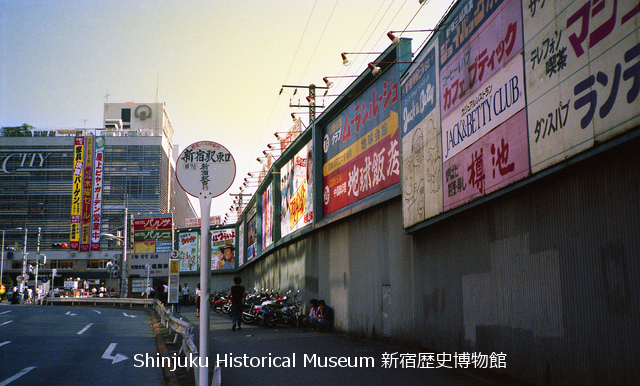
[0,102,196,293]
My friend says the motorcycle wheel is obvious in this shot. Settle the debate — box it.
[257,315,266,326]
[289,317,297,327]
[266,315,277,327]
[214,305,222,313]
[242,312,255,324]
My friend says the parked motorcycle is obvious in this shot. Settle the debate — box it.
[256,290,300,327]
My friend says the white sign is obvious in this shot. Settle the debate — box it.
[175,141,236,198]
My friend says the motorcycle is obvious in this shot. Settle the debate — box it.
[256,290,301,327]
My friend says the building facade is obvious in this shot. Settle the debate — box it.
[0,102,196,293]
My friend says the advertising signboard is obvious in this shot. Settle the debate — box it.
[523,0,640,172]
[178,231,199,272]
[211,228,236,270]
[322,71,401,216]
[401,40,443,227]
[70,137,84,249]
[129,213,173,277]
[281,141,313,236]
[90,136,105,251]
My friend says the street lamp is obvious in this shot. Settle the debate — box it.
[1,227,23,290]
[101,232,128,298]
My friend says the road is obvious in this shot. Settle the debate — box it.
[0,303,164,386]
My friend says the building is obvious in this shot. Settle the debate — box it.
[0,102,196,294]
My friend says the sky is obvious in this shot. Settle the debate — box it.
[0,0,453,221]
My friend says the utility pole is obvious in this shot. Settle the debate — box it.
[281,84,328,125]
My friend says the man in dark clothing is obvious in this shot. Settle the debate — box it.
[228,276,246,331]
[311,299,334,332]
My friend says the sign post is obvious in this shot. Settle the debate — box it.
[176,141,235,385]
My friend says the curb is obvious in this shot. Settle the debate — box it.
[150,312,181,386]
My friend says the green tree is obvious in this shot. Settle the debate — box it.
[1,123,34,137]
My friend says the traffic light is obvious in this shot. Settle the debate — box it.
[52,243,68,249]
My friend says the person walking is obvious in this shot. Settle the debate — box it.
[228,276,246,331]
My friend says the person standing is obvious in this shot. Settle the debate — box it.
[228,276,246,331]
[195,283,201,317]
[182,283,190,307]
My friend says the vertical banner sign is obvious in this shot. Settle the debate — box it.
[80,136,94,251]
[168,258,180,304]
[281,141,314,237]
[178,231,200,272]
[401,40,443,227]
[90,136,105,250]
[523,0,640,173]
[129,213,173,277]
[70,137,85,250]
[322,70,401,216]
[439,0,529,211]
[247,206,257,260]
[262,182,274,249]
[211,228,236,270]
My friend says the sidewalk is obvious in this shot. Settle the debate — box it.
[161,305,524,386]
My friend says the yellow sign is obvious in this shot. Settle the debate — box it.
[323,111,398,176]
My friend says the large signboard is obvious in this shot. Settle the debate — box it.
[322,71,401,215]
[401,41,443,227]
[247,206,257,260]
[90,136,105,251]
[523,0,640,172]
[178,230,200,272]
[281,141,313,236]
[262,182,274,249]
[129,213,173,277]
[70,137,84,249]
[211,228,236,270]
[439,0,529,212]
[80,136,94,251]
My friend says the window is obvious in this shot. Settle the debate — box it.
[121,108,131,122]
[51,260,74,269]
[87,259,109,269]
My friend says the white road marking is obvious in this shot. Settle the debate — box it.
[101,343,128,364]
[0,320,13,326]
[92,309,101,314]
[0,367,36,386]
[0,341,10,348]
[122,312,137,318]
[65,311,77,316]
[0,310,11,315]
[77,323,94,335]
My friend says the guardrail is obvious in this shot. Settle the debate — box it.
[153,300,219,386]
[45,297,154,308]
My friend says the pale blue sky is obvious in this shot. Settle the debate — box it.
[0,0,452,218]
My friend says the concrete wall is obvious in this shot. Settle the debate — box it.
[211,137,640,385]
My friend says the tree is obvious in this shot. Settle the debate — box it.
[1,123,34,137]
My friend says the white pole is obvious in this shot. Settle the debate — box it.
[121,203,128,297]
[199,195,212,386]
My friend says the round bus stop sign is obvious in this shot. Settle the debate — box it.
[175,141,236,199]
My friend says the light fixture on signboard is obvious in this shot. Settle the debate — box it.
[368,61,413,76]
[322,75,359,88]
[341,52,382,66]
[386,29,439,46]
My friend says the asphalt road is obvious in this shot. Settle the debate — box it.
[0,303,164,386]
